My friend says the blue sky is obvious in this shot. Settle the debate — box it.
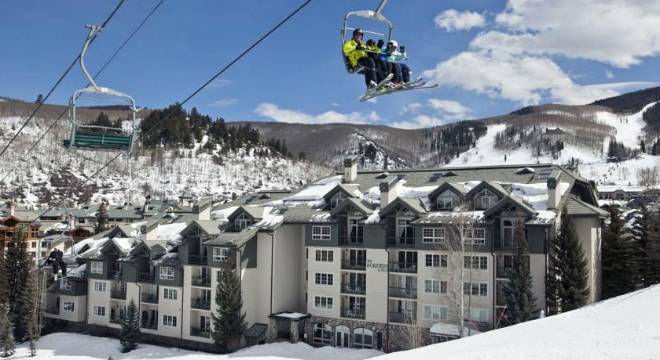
[2,0,660,129]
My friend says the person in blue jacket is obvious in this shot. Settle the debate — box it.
[379,40,411,83]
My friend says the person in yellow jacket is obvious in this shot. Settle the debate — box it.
[343,28,388,90]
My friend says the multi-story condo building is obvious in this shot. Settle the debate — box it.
[40,159,607,352]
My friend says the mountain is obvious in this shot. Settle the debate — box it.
[0,87,658,207]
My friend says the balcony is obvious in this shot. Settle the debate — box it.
[141,293,158,304]
[138,272,155,283]
[341,307,365,320]
[341,259,366,271]
[107,270,121,280]
[387,235,415,247]
[191,298,212,311]
[338,234,364,246]
[190,326,211,338]
[341,282,366,295]
[389,311,417,324]
[110,290,127,300]
[389,286,417,298]
[141,320,158,330]
[495,238,514,251]
[191,276,211,287]
[188,255,208,265]
[389,262,418,273]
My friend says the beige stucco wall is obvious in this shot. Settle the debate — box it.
[530,253,547,313]
[87,279,110,325]
[573,217,601,303]
[365,249,389,322]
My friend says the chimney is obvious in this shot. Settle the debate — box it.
[380,176,399,209]
[547,172,562,209]
[68,213,75,229]
[344,156,358,183]
[6,200,14,216]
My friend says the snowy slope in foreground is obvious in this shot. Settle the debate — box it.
[375,284,660,360]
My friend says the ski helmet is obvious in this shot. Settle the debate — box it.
[388,40,398,48]
[353,28,364,37]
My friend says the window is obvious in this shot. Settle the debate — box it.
[353,328,373,349]
[314,296,333,309]
[330,192,346,209]
[463,228,486,245]
[160,266,175,280]
[463,282,488,297]
[313,323,333,345]
[424,279,447,294]
[424,305,448,320]
[503,220,515,248]
[464,256,488,270]
[60,278,71,291]
[63,301,75,312]
[425,254,448,268]
[93,281,107,292]
[467,308,489,323]
[162,314,177,327]
[315,250,333,262]
[90,261,103,274]
[478,189,498,209]
[436,190,458,210]
[234,213,251,230]
[163,288,177,300]
[397,219,414,245]
[93,305,106,317]
[422,227,445,243]
[314,273,334,286]
[213,247,230,262]
[348,218,364,244]
[312,226,331,241]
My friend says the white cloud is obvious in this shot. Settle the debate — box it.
[206,79,232,88]
[390,115,445,129]
[254,103,379,124]
[486,0,660,67]
[401,102,423,114]
[434,9,485,32]
[209,98,238,107]
[427,99,472,118]
[605,70,614,79]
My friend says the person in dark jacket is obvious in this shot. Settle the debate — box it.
[46,248,65,276]
[343,28,389,90]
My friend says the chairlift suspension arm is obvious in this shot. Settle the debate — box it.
[79,24,103,93]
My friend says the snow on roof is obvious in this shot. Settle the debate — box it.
[274,312,308,319]
[212,206,238,220]
[155,222,188,242]
[283,176,343,202]
[430,322,481,337]
[252,206,284,228]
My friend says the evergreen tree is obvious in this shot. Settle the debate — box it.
[5,228,32,341]
[0,251,7,305]
[212,259,246,353]
[503,222,537,324]
[601,206,636,299]
[95,202,109,234]
[546,207,590,314]
[635,203,660,288]
[0,309,15,357]
[120,299,140,353]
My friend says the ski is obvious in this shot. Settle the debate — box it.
[359,73,394,102]
[359,76,436,101]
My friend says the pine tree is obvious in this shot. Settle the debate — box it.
[546,207,590,314]
[0,309,15,357]
[120,299,140,353]
[212,259,246,353]
[24,269,40,356]
[503,222,537,324]
[95,202,109,234]
[635,203,660,288]
[601,206,636,299]
[5,228,32,341]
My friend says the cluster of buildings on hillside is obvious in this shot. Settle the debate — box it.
[2,158,655,353]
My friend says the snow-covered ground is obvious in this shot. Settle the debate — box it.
[12,284,660,360]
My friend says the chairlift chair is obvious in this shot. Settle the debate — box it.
[64,24,139,155]
[341,0,393,75]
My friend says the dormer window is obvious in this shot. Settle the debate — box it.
[234,213,251,231]
[477,189,498,210]
[436,190,458,210]
[330,192,347,209]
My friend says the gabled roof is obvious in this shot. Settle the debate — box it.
[324,183,359,202]
[467,180,509,198]
[204,227,258,248]
[380,197,426,218]
[329,197,373,217]
[428,182,469,200]
[180,220,222,239]
[483,195,537,218]
[565,197,609,218]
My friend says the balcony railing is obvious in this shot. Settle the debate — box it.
[141,320,158,330]
[188,254,208,265]
[191,276,211,287]
[495,238,514,250]
[141,293,158,304]
[389,286,417,298]
[341,308,366,320]
[110,290,127,300]
[341,282,366,295]
[496,266,512,279]
[387,234,415,247]
[341,259,366,271]
[388,311,417,324]
[138,272,155,283]
[107,270,121,280]
[389,262,418,273]
[190,326,211,338]
[338,234,364,246]
[191,298,212,310]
